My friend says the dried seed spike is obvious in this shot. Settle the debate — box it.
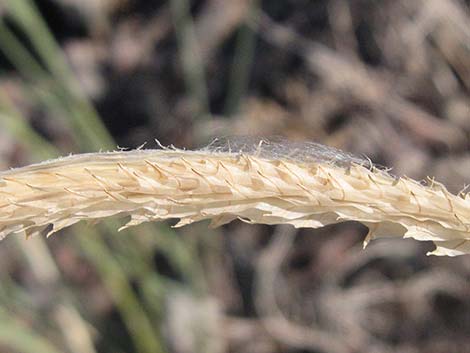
[1,139,470,256]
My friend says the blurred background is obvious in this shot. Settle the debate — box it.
[0,0,470,352]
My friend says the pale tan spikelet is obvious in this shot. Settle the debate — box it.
[1,139,470,256]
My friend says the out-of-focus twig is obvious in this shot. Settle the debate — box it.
[170,0,210,120]
[253,225,353,353]
[195,0,252,63]
[327,0,359,58]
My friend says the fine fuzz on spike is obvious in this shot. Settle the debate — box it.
[0,139,469,256]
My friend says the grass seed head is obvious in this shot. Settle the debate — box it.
[0,138,469,256]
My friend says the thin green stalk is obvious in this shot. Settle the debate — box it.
[77,227,165,353]
[6,0,72,84]
[0,114,165,353]
[0,97,98,353]
[0,20,48,80]
[113,223,207,301]
[4,0,115,150]
[1,3,209,351]
[224,2,259,115]
[150,224,208,295]
[0,21,109,151]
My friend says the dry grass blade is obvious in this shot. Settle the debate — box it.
[1,138,469,256]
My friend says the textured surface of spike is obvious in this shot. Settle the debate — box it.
[1,138,469,256]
